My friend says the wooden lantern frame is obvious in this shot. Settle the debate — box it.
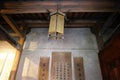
[48,11,65,39]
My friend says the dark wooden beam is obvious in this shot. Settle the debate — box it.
[1,14,23,37]
[99,12,118,36]
[1,20,98,28]
[9,33,19,37]
[0,25,21,50]
[0,1,118,14]
[17,20,97,28]
[102,23,120,49]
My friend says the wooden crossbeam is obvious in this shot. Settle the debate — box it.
[0,1,118,14]
[0,25,21,50]
[1,20,99,28]
[1,14,23,37]
[17,20,97,28]
[9,33,19,37]
[99,12,118,36]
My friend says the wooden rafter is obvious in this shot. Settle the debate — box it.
[99,12,118,36]
[0,1,118,14]
[102,23,120,47]
[1,14,23,37]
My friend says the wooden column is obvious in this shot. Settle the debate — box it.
[9,37,25,80]
[99,32,120,80]
[90,23,103,50]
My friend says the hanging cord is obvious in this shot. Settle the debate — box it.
[56,0,62,12]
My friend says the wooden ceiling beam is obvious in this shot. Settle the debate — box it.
[99,12,118,36]
[9,33,19,37]
[17,20,97,28]
[1,14,23,37]
[0,1,118,14]
[0,25,21,50]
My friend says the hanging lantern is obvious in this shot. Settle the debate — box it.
[48,11,65,39]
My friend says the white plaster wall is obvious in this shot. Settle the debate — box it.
[16,28,102,80]
[0,41,17,80]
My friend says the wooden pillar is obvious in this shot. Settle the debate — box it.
[9,37,25,80]
[90,23,103,50]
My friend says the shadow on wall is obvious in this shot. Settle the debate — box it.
[21,57,38,80]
